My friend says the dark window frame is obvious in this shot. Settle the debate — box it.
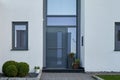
[12,22,28,50]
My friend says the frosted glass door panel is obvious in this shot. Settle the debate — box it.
[57,32,62,64]
[57,32,62,58]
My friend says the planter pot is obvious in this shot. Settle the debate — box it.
[73,64,79,69]
[34,69,40,73]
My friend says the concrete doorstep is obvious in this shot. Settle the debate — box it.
[40,72,95,80]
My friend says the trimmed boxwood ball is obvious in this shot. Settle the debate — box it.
[2,60,30,77]
[2,60,17,75]
[17,62,29,77]
[5,65,18,77]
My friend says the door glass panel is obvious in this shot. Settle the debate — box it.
[47,17,76,26]
[47,0,76,15]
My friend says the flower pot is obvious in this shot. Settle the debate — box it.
[34,69,40,73]
[73,63,79,69]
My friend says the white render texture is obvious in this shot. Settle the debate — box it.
[0,0,43,73]
[0,0,120,73]
[85,0,120,72]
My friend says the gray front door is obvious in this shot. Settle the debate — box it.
[46,27,67,68]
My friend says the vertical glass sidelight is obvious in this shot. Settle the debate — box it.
[67,28,76,54]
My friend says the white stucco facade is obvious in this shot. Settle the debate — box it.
[0,0,120,72]
[85,0,120,72]
[0,0,43,73]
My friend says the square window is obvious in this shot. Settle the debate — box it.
[12,22,28,50]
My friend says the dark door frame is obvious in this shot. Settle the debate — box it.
[43,0,81,68]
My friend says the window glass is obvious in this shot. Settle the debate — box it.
[47,17,76,26]
[117,30,120,41]
[47,0,76,15]
[16,30,26,48]
[15,25,26,47]
[15,25,26,30]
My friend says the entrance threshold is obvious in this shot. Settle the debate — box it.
[42,67,84,73]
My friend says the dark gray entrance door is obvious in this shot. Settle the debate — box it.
[46,27,67,68]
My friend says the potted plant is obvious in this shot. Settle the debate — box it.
[69,52,75,58]
[34,66,40,73]
[68,52,75,69]
[72,59,80,69]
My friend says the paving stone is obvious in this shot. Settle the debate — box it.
[26,78,40,80]
[40,73,95,80]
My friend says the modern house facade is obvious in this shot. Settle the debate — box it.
[0,0,120,72]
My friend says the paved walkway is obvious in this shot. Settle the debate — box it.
[40,72,95,80]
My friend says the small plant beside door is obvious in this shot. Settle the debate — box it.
[72,59,80,69]
[34,66,40,73]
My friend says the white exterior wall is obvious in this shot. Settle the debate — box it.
[0,0,43,73]
[80,0,85,68]
[85,0,120,72]
[1,0,120,73]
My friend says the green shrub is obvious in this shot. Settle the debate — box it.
[2,60,29,77]
[2,60,17,75]
[5,65,18,77]
[17,62,29,77]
